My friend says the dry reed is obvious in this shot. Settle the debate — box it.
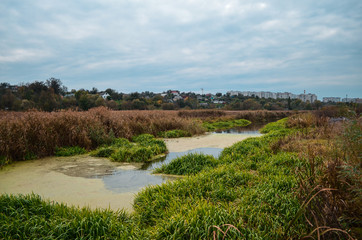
[0,107,204,162]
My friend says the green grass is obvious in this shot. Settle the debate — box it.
[0,118,313,239]
[54,146,87,157]
[203,118,251,131]
[131,121,308,238]
[91,134,167,163]
[259,117,288,133]
[0,193,147,239]
[153,153,218,175]
[158,129,192,138]
[0,155,9,168]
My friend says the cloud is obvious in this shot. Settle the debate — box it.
[0,49,52,63]
[0,0,361,97]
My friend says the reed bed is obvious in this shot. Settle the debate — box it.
[1,110,359,239]
[178,109,296,123]
[0,107,204,163]
[230,110,298,123]
[178,109,226,118]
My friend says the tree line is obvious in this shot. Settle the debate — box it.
[0,78,358,112]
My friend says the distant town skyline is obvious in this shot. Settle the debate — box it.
[1,1,361,98]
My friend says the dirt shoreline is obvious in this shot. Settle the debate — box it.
[165,133,257,152]
[0,133,257,212]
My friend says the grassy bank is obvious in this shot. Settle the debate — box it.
[1,111,360,239]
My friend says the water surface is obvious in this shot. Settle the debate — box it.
[102,147,222,193]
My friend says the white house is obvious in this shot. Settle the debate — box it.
[100,92,110,99]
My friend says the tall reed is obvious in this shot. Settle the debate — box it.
[0,107,204,162]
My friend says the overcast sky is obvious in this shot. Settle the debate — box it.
[1,0,361,98]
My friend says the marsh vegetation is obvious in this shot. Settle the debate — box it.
[0,107,360,239]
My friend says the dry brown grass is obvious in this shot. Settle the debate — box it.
[178,109,297,123]
[270,112,361,239]
[229,110,299,123]
[0,107,204,162]
[178,109,226,119]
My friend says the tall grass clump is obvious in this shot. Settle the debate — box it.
[203,118,251,131]
[91,134,167,163]
[154,153,218,175]
[0,107,203,164]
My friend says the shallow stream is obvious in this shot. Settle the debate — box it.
[0,127,262,211]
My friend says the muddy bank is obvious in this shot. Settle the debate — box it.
[165,133,258,152]
[0,156,137,211]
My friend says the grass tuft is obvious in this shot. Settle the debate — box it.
[54,146,87,156]
[154,153,218,175]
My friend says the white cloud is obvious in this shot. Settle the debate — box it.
[0,49,51,63]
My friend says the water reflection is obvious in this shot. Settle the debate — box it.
[102,147,222,193]
[213,123,264,135]
[102,170,174,193]
[142,147,222,170]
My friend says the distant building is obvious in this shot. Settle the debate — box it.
[342,98,361,103]
[173,95,183,101]
[170,90,180,96]
[226,90,317,102]
[100,92,110,99]
[9,85,18,92]
[227,91,241,96]
[298,93,317,103]
[323,97,341,103]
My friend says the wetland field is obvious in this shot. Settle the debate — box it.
[0,108,360,239]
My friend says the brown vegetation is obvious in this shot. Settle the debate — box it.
[178,109,298,122]
[230,110,300,122]
[178,109,226,118]
[0,107,204,162]
[271,110,361,239]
